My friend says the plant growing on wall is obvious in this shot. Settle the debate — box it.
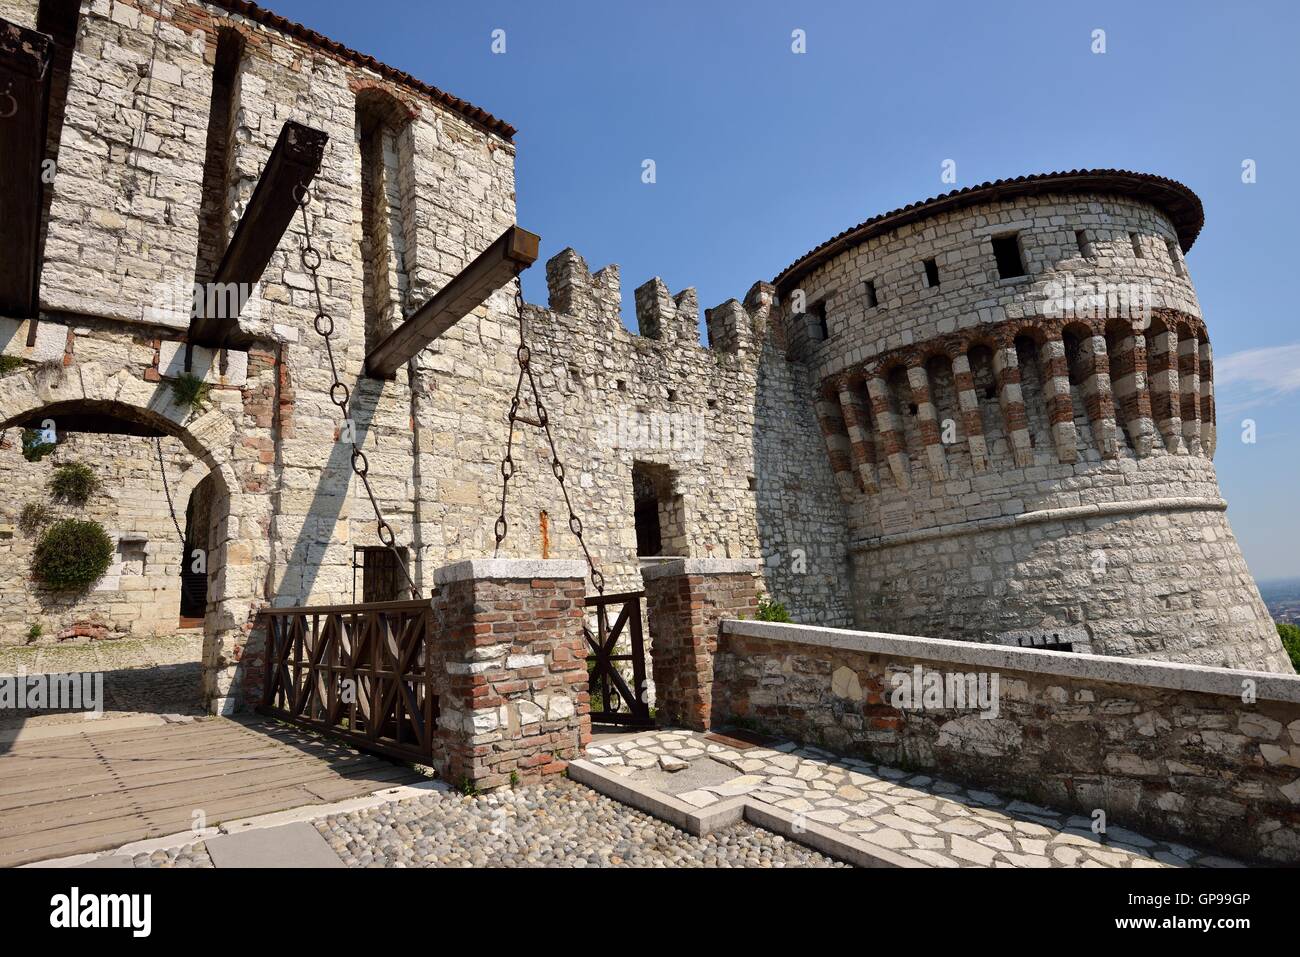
[21,427,57,462]
[26,622,43,643]
[170,372,212,416]
[32,519,114,591]
[0,355,24,377]
[755,594,792,623]
[49,462,99,506]
[18,502,53,535]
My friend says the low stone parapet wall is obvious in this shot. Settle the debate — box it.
[713,619,1300,863]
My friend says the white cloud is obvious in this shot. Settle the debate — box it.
[1213,342,1300,418]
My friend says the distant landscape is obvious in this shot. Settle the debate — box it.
[1259,578,1300,625]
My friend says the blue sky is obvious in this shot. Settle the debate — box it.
[273,0,1299,581]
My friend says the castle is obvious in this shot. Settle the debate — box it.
[0,0,1290,716]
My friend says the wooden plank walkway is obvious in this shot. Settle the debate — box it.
[0,715,424,867]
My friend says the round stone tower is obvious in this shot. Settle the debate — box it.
[776,170,1291,673]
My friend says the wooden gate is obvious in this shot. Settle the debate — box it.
[584,591,653,727]
[259,599,436,763]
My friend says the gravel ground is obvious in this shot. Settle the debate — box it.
[315,777,847,868]
[130,842,214,868]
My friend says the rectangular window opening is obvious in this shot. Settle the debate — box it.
[991,234,1026,279]
[1075,229,1092,258]
[809,299,829,341]
[863,279,878,309]
[922,258,940,288]
[1129,232,1144,258]
[1167,240,1186,277]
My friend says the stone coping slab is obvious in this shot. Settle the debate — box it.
[433,558,588,585]
[722,619,1300,703]
[640,558,762,582]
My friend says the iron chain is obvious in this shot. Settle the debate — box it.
[493,280,604,594]
[295,183,419,598]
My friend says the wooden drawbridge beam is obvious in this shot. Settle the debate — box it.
[188,120,329,350]
[364,225,540,379]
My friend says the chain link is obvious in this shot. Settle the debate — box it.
[154,436,186,548]
[493,281,604,594]
[295,183,419,598]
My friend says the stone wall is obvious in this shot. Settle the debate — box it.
[713,619,1300,863]
[0,425,203,643]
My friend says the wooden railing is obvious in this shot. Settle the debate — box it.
[583,590,652,727]
[258,599,437,763]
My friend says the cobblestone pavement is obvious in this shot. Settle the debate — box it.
[313,777,845,867]
[585,730,1245,868]
[130,843,214,868]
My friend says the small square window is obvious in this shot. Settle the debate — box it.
[1075,229,1092,258]
[667,389,678,402]
[922,258,940,288]
[808,299,829,340]
[991,234,1026,279]
[863,279,878,308]
[1129,232,1143,258]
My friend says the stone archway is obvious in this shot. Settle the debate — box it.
[0,362,257,713]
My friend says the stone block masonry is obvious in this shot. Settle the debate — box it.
[430,559,590,790]
[642,559,760,730]
[712,619,1300,863]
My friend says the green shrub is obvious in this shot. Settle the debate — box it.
[21,427,57,462]
[0,355,24,377]
[18,502,53,535]
[1279,622,1300,672]
[32,519,114,591]
[49,462,99,506]
[26,622,43,643]
[756,594,792,623]
[171,372,212,415]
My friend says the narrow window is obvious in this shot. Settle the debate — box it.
[991,234,1026,279]
[1166,240,1186,277]
[922,258,940,288]
[809,299,829,340]
[1129,232,1144,258]
[1075,229,1092,258]
[863,279,878,308]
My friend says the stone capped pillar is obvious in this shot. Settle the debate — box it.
[642,558,760,731]
[432,559,590,790]
[950,353,990,472]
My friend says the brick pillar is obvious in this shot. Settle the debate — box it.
[1179,333,1202,455]
[1107,326,1155,456]
[642,559,760,731]
[992,344,1035,467]
[1038,335,1079,463]
[813,387,858,500]
[1080,333,1119,458]
[864,375,910,489]
[1199,338,1216,457]
[432,559,589,790]
[906,363,948,481]
[835,375,879,494]
[950,352,990,472]
[1146,325,1185,453]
